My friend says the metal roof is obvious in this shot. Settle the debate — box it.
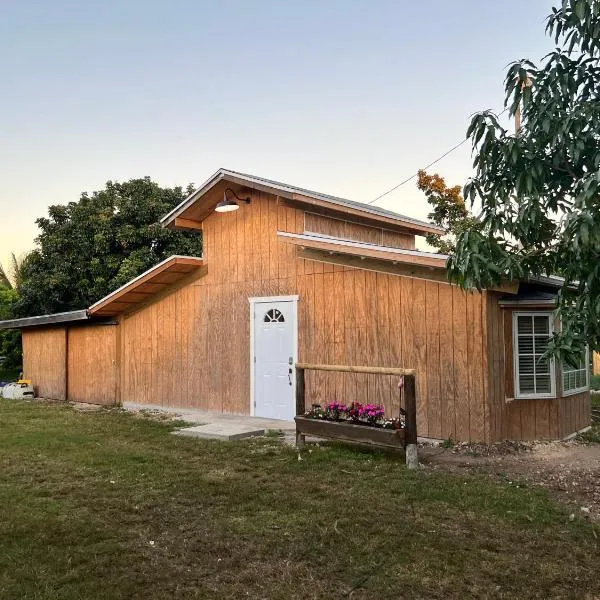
[0,310,106,331]
[161,168,444,234]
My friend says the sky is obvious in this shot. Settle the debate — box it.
[0,0,556,270]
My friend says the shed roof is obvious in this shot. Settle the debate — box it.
[498,288,558,307]
[0,310,108,331]
[278,231,520,294]
[88,255,205,317]
[161,168,444,236]
[277,231,448,268]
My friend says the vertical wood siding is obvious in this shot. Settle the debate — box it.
[304,213,415,249]
[22,328,67,400]
[120,191,489,441]
[487,295,591,441]
[67,325,118,405]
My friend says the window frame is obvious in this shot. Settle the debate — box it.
[561,347,590,397]
[512,311,556,400]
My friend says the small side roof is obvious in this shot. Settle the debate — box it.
[0,310,100,331]
[88,255,205,317]
[161,168,444,237]
[277,231,448,268]
[278,231,519,294]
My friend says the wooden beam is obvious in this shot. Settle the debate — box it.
[174,217,203,231]
[280,233,446,268]
[403,374,418,469]
[295,367,306,448]
[296,363,416,376]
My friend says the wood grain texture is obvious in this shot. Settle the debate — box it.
[22,190,553,442]
[304,213,415,249]
[22,328,67,400]
[486,299,592,441]
[67,325,117,405]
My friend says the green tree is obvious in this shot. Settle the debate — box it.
[448,0,600,358]
[0,286,21,376]
[416,170,480,254]
[0,252,25,290]
[17,178,201,316]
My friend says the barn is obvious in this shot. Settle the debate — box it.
[0,169,591,442]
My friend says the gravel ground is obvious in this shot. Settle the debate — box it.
[420,436,600,522]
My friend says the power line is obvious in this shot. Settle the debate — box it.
[368,107,509,205]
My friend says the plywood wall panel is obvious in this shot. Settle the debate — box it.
[438,284,455,439]
[115,191,496,440]
[22,328,67,400]
[469,292,486,441]
[67,325,117,405]
[486,297,591,441]
[304,213,415,249]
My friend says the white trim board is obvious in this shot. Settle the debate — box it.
[512,311,556,399]
[248,295,299,418]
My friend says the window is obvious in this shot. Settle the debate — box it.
[264,308,285,323]
[561,349,589,395]
[513,313,556,398]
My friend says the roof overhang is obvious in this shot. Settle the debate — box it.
[0,310,115,331]
[498,299,557,308]
[161,168,445,237]
[278,231,519,294]
[278,231,448,268]
[88,255,205,317]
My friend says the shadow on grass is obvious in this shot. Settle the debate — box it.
[0,398,598,600]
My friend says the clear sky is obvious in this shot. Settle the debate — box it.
[1,0,556,270]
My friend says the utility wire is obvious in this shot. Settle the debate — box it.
[368,107,509,205]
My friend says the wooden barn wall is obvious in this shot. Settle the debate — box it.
[593,352,600,375]
[120,190,489,442]
[557,391,590,438]
[304,213,416,249]
[22,328,67,400]
[67,325,118,405]
[487,296,591,441]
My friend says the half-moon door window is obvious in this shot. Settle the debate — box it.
[264,308,285,323]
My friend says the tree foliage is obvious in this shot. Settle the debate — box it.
[0,252,27,290]
[448,0,600,357]
[16,178,201,317]
[0,286,21,373]
[416,170,480,254]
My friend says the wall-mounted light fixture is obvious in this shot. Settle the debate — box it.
[215,188,251,213]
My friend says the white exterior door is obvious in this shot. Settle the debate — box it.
[252,298,297,421]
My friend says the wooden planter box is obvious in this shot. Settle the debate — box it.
[295,416,406,449]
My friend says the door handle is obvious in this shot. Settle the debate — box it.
[288,367,293,386]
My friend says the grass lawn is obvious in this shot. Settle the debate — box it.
[0,400,598,600]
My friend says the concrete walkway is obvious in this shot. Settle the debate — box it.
[123,402,295,441]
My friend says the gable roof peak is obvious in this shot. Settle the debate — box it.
[161,168,444,236]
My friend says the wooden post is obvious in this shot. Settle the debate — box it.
[404,374,418,469]
[295,366,306,449]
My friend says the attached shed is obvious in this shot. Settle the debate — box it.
[1,169,591,442]
[5,311,118,403]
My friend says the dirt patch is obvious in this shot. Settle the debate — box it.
[421,437,600,522]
